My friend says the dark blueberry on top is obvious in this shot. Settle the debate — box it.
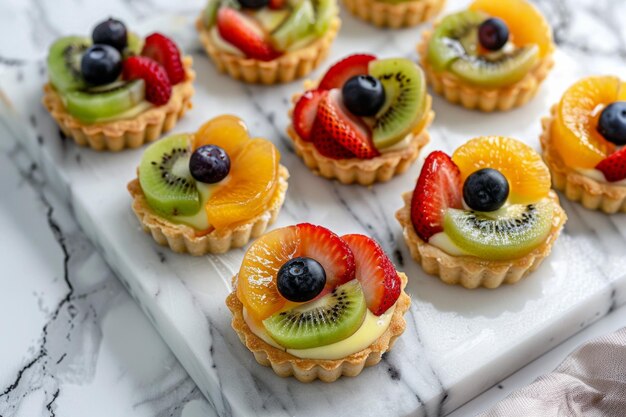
[190,145,231,184]
[80,44,122,85]
[277,257,326,303]
[598,101,626,146]
[342,75,386,117]
[463,168,509,212]
[478,18,509,51]
[238,0,269,9]
[92,18,128,51]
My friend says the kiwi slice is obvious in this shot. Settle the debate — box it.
[443,199,554,261]
[64,79,146,124]
[203,0,221,28]
[368,58,427,149]
[47,36,91,92]
[311,0,336,35]
[139,134,201,217]
[255,9,290,33]
[271,0,315,51]
[124,32,144,58]
[263,280,367,349]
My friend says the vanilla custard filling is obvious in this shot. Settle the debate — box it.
[575,168,626,186]
[379,133,414,153]
[243,304,396,360]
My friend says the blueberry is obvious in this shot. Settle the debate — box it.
[463,168,509,212]
[478,18,509,51]
[598,101,626,146]
[189,145,231,184]
[342,75,386,117]
[92,18,128,51]
[277,257,326,303]
[238,0,269,9]
[80,45,122,85]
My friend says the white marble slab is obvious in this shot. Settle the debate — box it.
[2,4,626,416]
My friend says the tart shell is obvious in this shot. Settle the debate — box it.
[127,165,289,256]
[226,273,411,383]
[42,56,195,152]
[395,191,567,289]
[196,17,340,85]
[287,93,434,186]
[540,106,626,213]
[342,0,445,28]
[417,31,554,112]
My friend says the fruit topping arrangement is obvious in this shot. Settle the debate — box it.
[427,0,551,87]
[138,115,280,231]
[236,224,401,349]
[411,137,556,260]
[292,54,427,159]
[202,0,336,61]
[47,18,186,123]
[551,76,626,182]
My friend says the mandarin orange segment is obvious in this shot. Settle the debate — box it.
[205,138,280,230]
[452,136,551,204]
[553,76,621,169]
[237,226,300,321]
[470,0,553,57]
[194,115,250,157]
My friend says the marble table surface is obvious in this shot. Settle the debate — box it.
[1,0,626,416]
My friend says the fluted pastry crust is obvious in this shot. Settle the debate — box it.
[342,0,445,28]
[42,56,195,151]
[395,191,567,289]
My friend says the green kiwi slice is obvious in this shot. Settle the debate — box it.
[255,9,290,32]
[263,280,367,349]
[443,199,554,261]
[368,58,426,149]
[47,36,91,92]
[124,32,144,58]
[271,0,315,51]
[139,134,201,217]
[311,0,337,35]
[427,10,540,88]
[64,80,146,124]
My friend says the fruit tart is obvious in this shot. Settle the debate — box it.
[540,76,626,213]
[226,223,410,382]
[343,0,445,29]
[288,54,433,185]
[196,0,340,84]
[396,137,567,288]
[418,0,554,112]
[42,18,195,151]
[127,115,289,255]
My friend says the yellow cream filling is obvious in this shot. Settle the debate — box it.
[575,168,626,186]
[243,304,395,360]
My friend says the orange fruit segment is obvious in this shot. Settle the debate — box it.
[237,226,300,322]
[553,76,623,169]
[194,114,250,158]
[452,136,551,204]
[205,138,280,230]
[470,0,553,57]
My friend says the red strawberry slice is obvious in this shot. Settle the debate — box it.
[297,223,355,289]
[122,56,172,105]
[293,89,326,141]
[316,89,379,159]
[410,151,463,241]
[341,234,400,316]
[217,7,280,61]
[269,0,286,8]
[141,33,185,85]
[596,147,626,182]
[311,119,356,159]
[318,54,377,91]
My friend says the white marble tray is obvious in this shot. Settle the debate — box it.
[2,10,626,417]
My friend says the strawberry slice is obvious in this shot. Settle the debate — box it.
[596,147,626,182]
[293,89,326,141]
[269,0,286,8]
[297,223,355,289]
[217,7,280,61]
[311,119,355,159]
[341,234,400,316]
[318,54,377,90]
[122,56,172,105]
[141,33,185,84]
[316,89,379,159]
[410,151,463,241]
